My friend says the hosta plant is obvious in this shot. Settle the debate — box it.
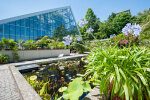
[85,46,150,100]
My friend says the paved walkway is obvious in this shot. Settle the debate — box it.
[0,53,88,100]
[0,66,21,100]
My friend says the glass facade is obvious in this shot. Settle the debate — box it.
[0,7,79,41]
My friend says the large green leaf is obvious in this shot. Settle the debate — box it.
[82,81,92,92]
[62,78,83,100]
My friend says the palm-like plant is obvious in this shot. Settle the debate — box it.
[17,40,24,50]
[85,46,150,100]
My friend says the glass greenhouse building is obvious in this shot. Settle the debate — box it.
[0,6,79,41]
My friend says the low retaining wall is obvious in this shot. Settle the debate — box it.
[0,49,70,62]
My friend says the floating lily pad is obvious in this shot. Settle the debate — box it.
[58,87,67,92]
[30,75,37,81]
[42,65,47,67]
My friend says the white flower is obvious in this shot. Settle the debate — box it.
[110,34,116,38]
[79,19,88,28]
[77,36,82,41]
[122,23,142,36]
[87,28,94,34]
[63,35,72,46]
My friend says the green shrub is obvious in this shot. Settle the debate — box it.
[71,36,88,53]
[58,42,65,49]
[12,46,20,62]
[2,38,17,49]
[0,41,4,50]
[111,33,139,48]
[139,22,150,48]
[0,54,9,64]
[23,40,37,50]
[85,46,150,99]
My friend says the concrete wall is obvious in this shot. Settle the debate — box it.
[0,49,70,62]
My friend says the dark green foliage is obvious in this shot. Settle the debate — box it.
[107,13,116,23]
[96,22,115,39]
[85,8,100,33]
[12,46,20,61]
[112,12,132,34]
[139,22,150,47]
[54,25,79,41]
[72,39,87,53]
[54,24,67,41]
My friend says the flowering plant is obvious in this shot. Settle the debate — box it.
[86,28,94,34]
[71,35,88,53]
[112,23,142,47]
[78,19,88,28]
[63,35,73,46]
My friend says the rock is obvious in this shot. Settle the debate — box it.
[59,66,65,71]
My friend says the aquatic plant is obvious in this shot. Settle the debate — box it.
[58,77,91,100]
[23,59,86,100]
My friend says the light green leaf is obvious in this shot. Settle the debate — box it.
[82,81,92,92]
[123,82,129,100]
[114,64,120,83]
[62,78,83,100]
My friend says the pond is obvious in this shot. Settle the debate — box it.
[21,58,87,100]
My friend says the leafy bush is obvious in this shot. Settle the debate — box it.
[1,38,16,50]
[112,12,132,34]
[23,40,38,49]
[85,46,150,99]
[71,36,88,53]
[0,41,4,50]
[12,46,20,62]
[0,54,9,64]
[111,33,139,47]
[139,22,150,48]
[36,36,49,48]
[57,42,65,49]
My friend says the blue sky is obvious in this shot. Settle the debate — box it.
[0,0,149,22]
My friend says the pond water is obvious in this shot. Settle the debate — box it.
[21,58,87,100]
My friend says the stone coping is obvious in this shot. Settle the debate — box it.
[0,53,88,100]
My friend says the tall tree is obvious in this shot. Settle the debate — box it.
[85,8,100,33]
[79,8,100,40]
[107,13,116,23]
[112,12,132,34]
